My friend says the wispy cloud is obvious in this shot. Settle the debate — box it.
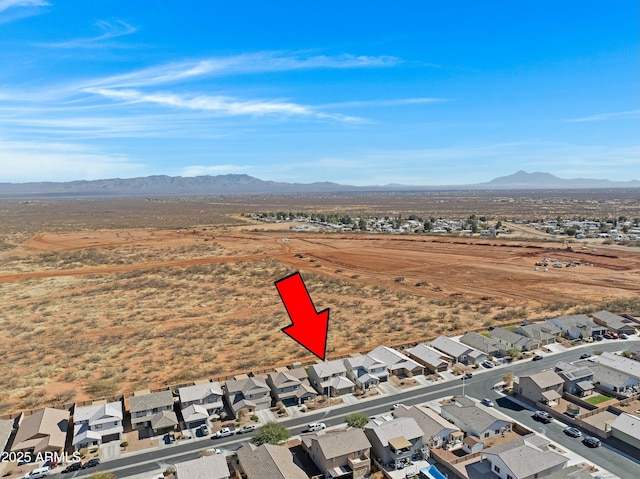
[0,0,48,12]
[322,97,447,109]
[86,87,364,122]
[37,19,138,48]
[79,52,401,89]
[0,0,48,23]
[564,109,640,123]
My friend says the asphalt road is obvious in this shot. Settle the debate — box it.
[56,340,640,479]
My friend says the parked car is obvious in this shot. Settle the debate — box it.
[594,335,603,341]
[582,436,601,448]
[463,372,473,379]
[532,355,543,361]
[206,448,222,455]
[563,427,582,437]
[307,422,326,432]
[61,462,82,473]
[164,432,176,444]
[481,398,495,407]
[213,427,235,438]
[199,424,210,436]
[391,403,403,410]
[81,459,100,469]
[609,332,619,339]
[481,360,495,369]
[23,468,50,479]
[620,333,629,339]
[236,424,257,434]
[533,410,552,423]
[579,353,591,359]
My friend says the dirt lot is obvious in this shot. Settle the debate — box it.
[1,196,639,415]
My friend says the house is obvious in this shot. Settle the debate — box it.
[592,310,638,335]
[181,404,210,430]
[175,454,230,479]
[178,382,224,417]
[487,328,538,352]
[72,400,123,450]
[480,434,568,479]
[236,443,308,479]
[367,345,424,378]
[609,412,640,450]
[223,376,271,417]
[586,352,640,394]
[364,417,424,468]
[266,371,317,407]
[11,408,69,454]
[430,336,486,365]
[553,361,594,397]
[461,436,484,454]
[0,418,13,454]
[512,322,562,346]
[440,397,512,439]
[301,428,372,479]
[514,370,564,406]
[129,390,178,434]
[547,314,607,339]
[344,355,388,389]
[308,360,355,396]
[406,344,453,373]
[392,404,463,449]
[459,332,502,357]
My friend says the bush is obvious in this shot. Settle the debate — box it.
[345,413,369,429]
[253,422,290,446]
[120,441,128,448]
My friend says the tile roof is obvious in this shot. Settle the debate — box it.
[301,428,371,459]
[406,344,453,366]
[237,443,308,479]
[365,417,424,446]
[176,454,230,479]
[129,390,174,413]
[610,412,640,440]
[11,408,69,453]
[523,370,564,389]
[178,382,223,403]
[310,359,347,377]
[441,399,509,436]
[430,336,474,358]
[392,405,460,439]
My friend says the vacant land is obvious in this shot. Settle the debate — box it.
[1,193,639,414]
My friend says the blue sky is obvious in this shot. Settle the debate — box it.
[0,1,638,185]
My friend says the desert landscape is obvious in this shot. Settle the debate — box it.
[1,193,639,415]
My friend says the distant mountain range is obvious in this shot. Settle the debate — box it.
[0,170,638,198]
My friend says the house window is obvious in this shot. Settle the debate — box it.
[507,475,513,479]
[494,465,500,473]
[484,432,490,438]
[93,424,102,430]
[495,429,500,434]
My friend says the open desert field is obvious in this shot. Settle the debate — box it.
[1,194,639,414]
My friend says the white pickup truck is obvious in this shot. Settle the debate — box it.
[213,427,235,438]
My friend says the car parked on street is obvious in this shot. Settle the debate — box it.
[532,355,543,361]
[582,436,601,448]
[463,372,473,379]
[481,360,494,368]
[563,427,582,437]
[533,410,552,423]
[481,398,495,407]
[236,424,257,434]
[579,352,590,359]
[81,459,100,469]
[620,333,629,339]
[61,462,82,473]
[213,427,235,438]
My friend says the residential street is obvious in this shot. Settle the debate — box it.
[55,340,640,479]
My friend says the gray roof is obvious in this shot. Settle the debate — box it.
[181,404,209,423]
[592,310,636,330]
[345,354,387,371]
[482,434,568,479]
[406,344,452,367]
[441,399,509,435]
[514,322,562,342]
[178,382,223,403]
[310,359,347,377]
[393,405,460,439]
[430,336,473,358]
[302,428,371,459]
[554,362,593,381]
[368,346,422,371]
[543,465,593,479]
[129,390,174,413]
[176,454,230,479]
[489,328,537,349]
[459,332,501,354]
[237,443,308,479]
[598,352,640,379]
[365,417,424,446]
[576,361,634,389]
[225,376,270,396]
[150,410,178,430]
[521,370,564,389]
[610,412,640,440]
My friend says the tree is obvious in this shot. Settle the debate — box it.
[345,413,369,428]
[253,421,290,445]
[503,372,514,388]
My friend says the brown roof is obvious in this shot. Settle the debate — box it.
[11,408,69,453]
[301,428,370,460]
[237,443,308,479]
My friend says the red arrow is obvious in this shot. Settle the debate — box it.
[275,272,329,361]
